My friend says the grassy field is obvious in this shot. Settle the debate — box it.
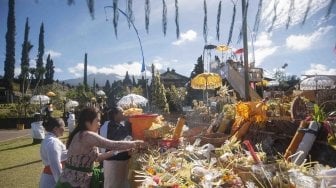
[0,132,68,188]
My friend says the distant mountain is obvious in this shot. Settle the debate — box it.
[63,73,124,86]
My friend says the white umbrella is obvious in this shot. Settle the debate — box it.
[30,95,50,105]
[300,76,335,90]
[117,94,148,107]
[96,90,106,96]
[66,100,79,108]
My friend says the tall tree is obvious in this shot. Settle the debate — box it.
[35,23,45,87]
[123,71,132,87]
[150,64,169,113]
[191,55,204,78]
[132,75,137,86]
[166,85,184,112]
[103,79,111,94]
[3,0,16,92]
[19,17,33,94]
[45,54,54,84]
[83,53,88,90]
[93,78,96,93]
[186,55,204,105]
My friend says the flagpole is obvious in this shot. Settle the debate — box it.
[241,0,250,101]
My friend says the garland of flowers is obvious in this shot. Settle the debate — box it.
[253,0,263,39]
[113,0,119,37]
[175,0,180,39]
[286,0,295,29]
[126,0,134,29]
[268,0,278,32]
[203,0,208,43]
[302,0,312,25]
[145,0,150,34]
[227,1,237,45]
[216,1,222,41]
[162,0,167,36]
[86,0,94,19]
[325,0,335,19]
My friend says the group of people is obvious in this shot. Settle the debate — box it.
[39,106,144,188]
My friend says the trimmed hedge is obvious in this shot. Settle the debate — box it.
[0,118,35,129]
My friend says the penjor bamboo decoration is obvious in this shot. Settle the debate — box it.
[253,0,263,37]
[286,0,295,29]
[268,0,278,32]
[302,0,312,26]
[203,0,208,43]
[175,0,180,39]
[113,0,119,38]
[227,0,237,45]
[126,0,134,28]
[325,0,335,19]
[145,0,150,34]
[86,0,95,19]
[67,0,75,5]
[216,1,222,41]
[162,0,167,36]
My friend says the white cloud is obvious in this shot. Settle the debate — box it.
[253,32,273,48]
[150,56,185,73]
[67,61,148,78]
[262,0,330,30]
[302,64,336,75]
[252,32,278,66]
[45,50,62,58]
[172,30,197,45]
[286,26,334,51]
[254,47,278,66]
[54,67,63,73]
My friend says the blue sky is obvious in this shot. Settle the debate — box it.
[0,0,335,80]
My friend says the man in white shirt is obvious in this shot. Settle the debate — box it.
[99,107,132,188]
[39,118,67,188]
[67,109,76,133]
[31,113,45,144]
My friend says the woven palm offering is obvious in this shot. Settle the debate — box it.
[144,122,171,139]
[143,115,172,139]
[123,107,143,116]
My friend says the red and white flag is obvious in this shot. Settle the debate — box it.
[234,48,244,54]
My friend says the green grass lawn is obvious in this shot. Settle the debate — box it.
[0,132,68,188]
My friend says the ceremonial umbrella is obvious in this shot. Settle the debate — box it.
[30,95,50,113]
[191,72,222,104]
[66,100,79,109]
[117,94,148,108]
[256,79,269,87]
[30,95,50,105]
[46,91,56,97]
[216,45,230,62]
[300,76,334,90]
[96,90,106,96]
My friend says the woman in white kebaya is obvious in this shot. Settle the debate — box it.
[39,117,67,188]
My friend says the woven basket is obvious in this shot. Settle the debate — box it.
[144,125,171,139]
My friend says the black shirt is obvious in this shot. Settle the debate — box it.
[105,120,132,161]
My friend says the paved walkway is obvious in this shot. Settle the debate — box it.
[0,129,31,142]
